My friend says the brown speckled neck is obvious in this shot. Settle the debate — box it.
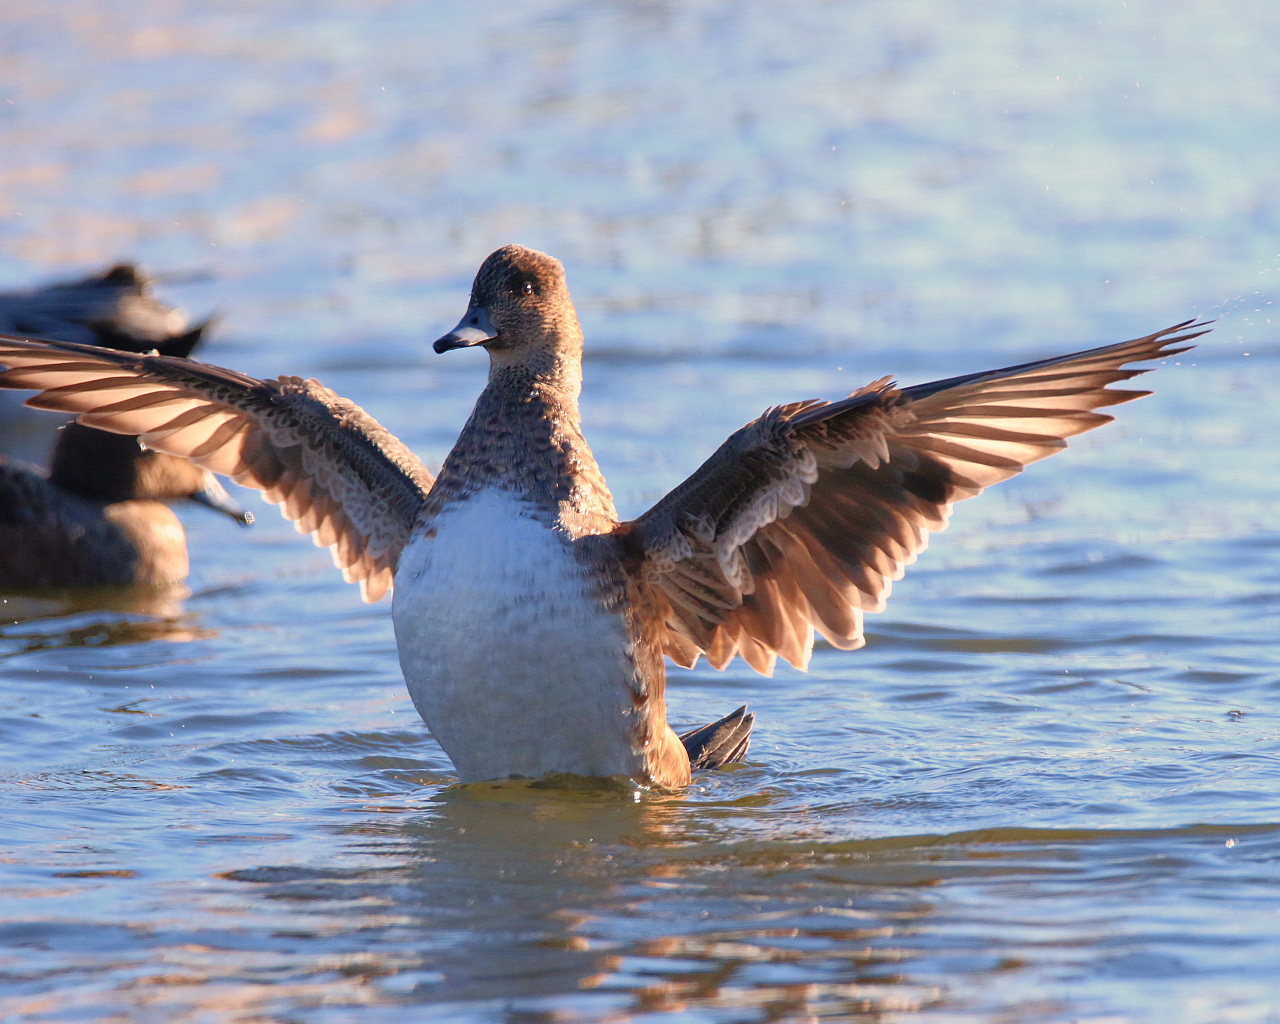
[427,358,618,533]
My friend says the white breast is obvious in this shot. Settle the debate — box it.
[392,488,643,782]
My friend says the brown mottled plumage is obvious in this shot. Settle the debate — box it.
[627,329,1207,677]
[0,245,1207,788]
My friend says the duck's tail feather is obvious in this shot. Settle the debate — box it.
[679,705,754,771]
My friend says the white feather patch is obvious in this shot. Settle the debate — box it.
[392,488,644,782]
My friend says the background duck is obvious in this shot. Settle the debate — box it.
[0,312,250,592]
[0,263,212,463]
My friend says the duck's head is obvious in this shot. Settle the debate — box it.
[50,424,252,525]
[433,246,582,362]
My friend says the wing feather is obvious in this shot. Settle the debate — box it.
[0,335,435,601]
[628,321,1207,673]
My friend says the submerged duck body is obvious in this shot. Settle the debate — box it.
[0,246,1207,787]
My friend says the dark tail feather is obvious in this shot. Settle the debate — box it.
[679,705,754,771]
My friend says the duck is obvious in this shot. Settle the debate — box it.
[0,245,1207,787]
[0,327,251,591]
[0,262,208,352]
[0,262,212,461]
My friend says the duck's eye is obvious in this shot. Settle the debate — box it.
[520,280,535,296]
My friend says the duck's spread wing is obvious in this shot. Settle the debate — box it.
[0,335,435,602]
[626,320,1208,675]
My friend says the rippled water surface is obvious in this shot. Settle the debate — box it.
[2,2,1279,1021]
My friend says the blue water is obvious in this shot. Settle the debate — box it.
[1,2,1279,1021]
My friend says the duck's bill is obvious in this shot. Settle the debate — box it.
[191,474,254,526]
[433,306,497,353]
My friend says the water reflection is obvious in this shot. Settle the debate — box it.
[214,787,951,1021]
[0,585,210,653]
[199,794,1280,1021]
[6,759,1277,1022]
